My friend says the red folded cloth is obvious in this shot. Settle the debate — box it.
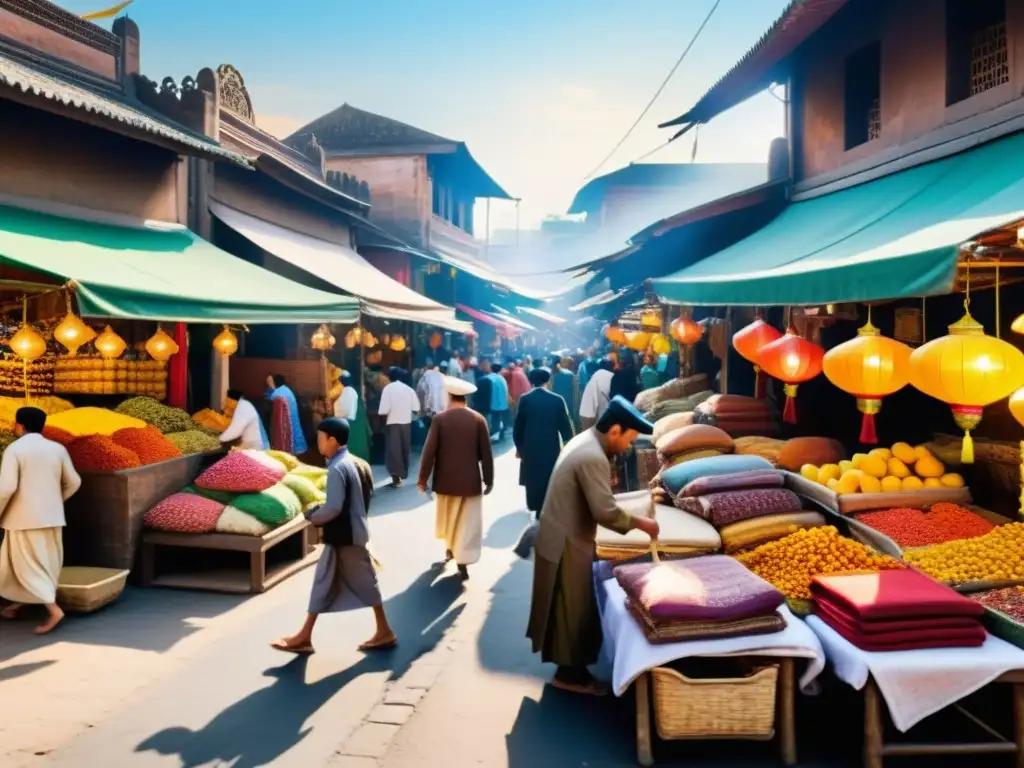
[815,598,982,635]
[821,614,986,652]
[811,570,985,621]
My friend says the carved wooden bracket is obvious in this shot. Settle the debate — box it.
[134,72,206,131]
[216,64,254,123]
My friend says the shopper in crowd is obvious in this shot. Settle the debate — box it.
[640,353,661,391]
[514,367,574,518]
[416,358,448,428]
[522,354,534,376]
[487,361,511,440]
[0,407,81,635]
[508,360,531,417]
[266,374,308,455]
[526,397,658,696]
[551,355,579,432]
[417,376,494,581]
[273,417,396,654]
[447,351,463,380]
[378,366,419,487]
[461,357,478,385]
[472,358,494,421]
[610,353,641,405]
[220,388,269,450]
[578,358,614,430]
[334,371,371,463]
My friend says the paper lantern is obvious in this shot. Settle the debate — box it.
[670,313,703,346]
[604,323,627,346]
[311,324,336,352]
[429,332,443,349]
[363,333,378,349]
[626,331,651,352]
[345,327,364,349]
[213,326,238,357]
[95,326,127,360]
[757,326,824,424]
[1012,314,1024,335]
[909,310,1024,463]
[144,326,179,362]
[389,336,407,352]
[640,309,662,331]
[733,318,783,398]
[53,312,96,357]
[823,320,912,444]
[9,323,47,361]
[650,334,672,356]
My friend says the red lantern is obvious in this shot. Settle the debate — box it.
[429,332,443,349]
[670,313,703,345]
[732,318,782,398]
[757,326,824,424]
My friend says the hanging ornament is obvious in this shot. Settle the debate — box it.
[389,336,408,352]
[604,322,627,346]
[9,297,47,361]
[626,331,651,352]
[345,326,364,349]
[822,308,912,444]
[53,292,96,357]
[145,325,179,362]
[429,331,443,350]
[95,325,127,360]
[670,312,704,345]
[213,326,239,357]
[757,326,824,424]
[640,309,662,331]
[733,317,782,398]
[311,324,336,352]
[650,334,672,356]
[363,333,378,349]
[1009,388,1024,518]
[1012,313,1024,335]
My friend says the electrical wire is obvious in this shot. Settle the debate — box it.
[581,0,723,181]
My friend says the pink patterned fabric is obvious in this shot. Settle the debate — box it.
[676,488,803,527]
[144,493,225,534]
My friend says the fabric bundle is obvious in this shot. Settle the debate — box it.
[634,374,709,415]
[645,390,714,422]
[676,488,804,528]
[693,395,779,437]
[660,455,774,497]
[719,511,826,554]
[733,436,787,465]
[655,424,734,467]
[811,570,987,651]
[596,492,721,560]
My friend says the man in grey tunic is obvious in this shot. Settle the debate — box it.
[272,418,396,654]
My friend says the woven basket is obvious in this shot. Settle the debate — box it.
[56,566,129,613]
[650,664,778,740]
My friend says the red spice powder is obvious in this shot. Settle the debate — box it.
[112,426,182,465]
[42,426,75,446]
[68,435,142,472]
[856,504,994,548]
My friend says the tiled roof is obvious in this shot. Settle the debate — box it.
[285,103,456,155]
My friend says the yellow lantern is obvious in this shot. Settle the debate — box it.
[363,333,378,349]
[823,317,912,444]
[9,324,47,361]
[626,331,651,352]
[909,309,1024,463]
[145,325,179,362]
[53,296,96,357]
[1012,314,1024,335]
[650,334,672,356]
[640,309,662,331]
[389,336,407,352]
[604,323,627,346]
[95,325,127,360]
[311,324,336,352]
[213,326,239,357]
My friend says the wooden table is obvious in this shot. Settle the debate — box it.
[634,656,797,767]
[862,670,1024,768]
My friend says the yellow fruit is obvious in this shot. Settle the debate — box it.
[826,478,840,491]
[859,474,882,494]
[818,464,841,485]
[839,460,854,474]
[923,478,942,488]
[915,454,945,478]
[880,476,902,492]
[869,448,892,461]
[800,464,820,482]
[902,476,924,491]
[887,457,911,479]
[914,445,933,462]
[860,455,888,478]
[852,453,868,469]
[891,442,917,465]
[940,473,965,489]
[837,471,861,494]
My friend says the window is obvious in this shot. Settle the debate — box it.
[844,42,882,150]
[946,0,1008,105]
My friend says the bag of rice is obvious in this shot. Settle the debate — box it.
[289,463,328,481]
[183,484,238,506]
[144,493,224,533]
[195,451,284,493]
[239,449,289,473]
[215,505,273,536]
[281,473,325,505]
[231,483,302,525]
[315,474,328,492]
[266,450,300,470]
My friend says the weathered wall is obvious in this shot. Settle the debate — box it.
[0,99,181,220]
[0,6,116,79]
[325,155,428,247]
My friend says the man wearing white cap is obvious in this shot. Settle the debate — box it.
[417,376,494,580]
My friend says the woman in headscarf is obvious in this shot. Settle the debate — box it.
[266,374,308,456]
[334,371,371,462]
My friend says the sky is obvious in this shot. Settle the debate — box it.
[62,0,790,234]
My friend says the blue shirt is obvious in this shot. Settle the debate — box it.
[488,373,509,412]
[304,448,369,546]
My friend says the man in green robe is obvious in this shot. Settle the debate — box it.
[526,395,658,696]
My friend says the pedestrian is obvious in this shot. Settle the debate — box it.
[0,407,82,635]
[267,374,308,455]
[640,354,661,391]
[417,376,494,581]
[526,396,659,696]
[508,360,531,412]
[522,354,534,376]
[461,357,477,385]
[273,418,396,654]
[514,367,573,517]
[551,355,579,432]
[473,359,493,421]
[610,353,641,405]
[378,366,419,487]
[334,372,371,463]
[416,359,448,427]
[486,362,511,440]
[220,388,269,450]
[578,358,614,430]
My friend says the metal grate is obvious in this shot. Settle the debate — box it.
[867,97,881,141]
[970,20,1009,96]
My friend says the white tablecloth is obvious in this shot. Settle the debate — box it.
[806,615,1024,732]
[598,577,827,697]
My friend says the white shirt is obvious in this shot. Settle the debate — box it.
[0,433,81,530]
[378,380,419,425]
[579,368,614,419]
[219,398,265,450]
[334,387,359,420]
[417,369,448,415]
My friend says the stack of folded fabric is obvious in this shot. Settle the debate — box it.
[614,554,787,644]
[655,424,734,468]
[811,570,987,651]
[596,491,721,560]
[694,395,779,437]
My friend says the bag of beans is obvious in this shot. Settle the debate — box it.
[144,493,224,533]
[231,483,302,525]
[281,473,325,506]
[195,451,284,493]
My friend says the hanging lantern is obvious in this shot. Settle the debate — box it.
[757,326,824,424]
[733,318,782,398]
[909,309,1024,463]
[626,331,651,352]
[95,325,127,360]
[389,336,407,352]
[823,315,912,444]
[1008,388,1024,517]
[53,294,96,357]
[8,296,46,361]
[345,326,364,349]
[605,323,627,346]
[650,334,672,356]
[363,333,378,349]
[145,325,179,362]
[311,324,336,352]
[429,331,443,349]
[213,326,239,357]
[670,312,704,346]
[640,309,662,331]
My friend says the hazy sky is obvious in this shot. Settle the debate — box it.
[63,0,789,232]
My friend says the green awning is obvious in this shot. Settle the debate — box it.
[0,204,359,324]
[653,132,1024,306]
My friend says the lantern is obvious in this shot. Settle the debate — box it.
[9,324,46,361]
[1013,314,1024,335]
[429,332,443,350]
[390,336,407,352]
[733,318,782,398]
[757,326,824,424]
[53,299,96,357]
[213,326,239,357]
[311,324,336,352]
[909,310,1024,463]
[345,327,364,349]
[95,326,127,360]
[640,309,662,331]
[670,312,703,345]
[822,318,912,444]
[650,334,672,356]
[363,333,378,349]
[145,325,179,362]
[626,331,651,352]
[605,323,627,346]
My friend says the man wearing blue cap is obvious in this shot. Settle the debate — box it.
[526,395,659,696]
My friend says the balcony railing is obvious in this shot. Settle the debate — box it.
[429,214,481,262]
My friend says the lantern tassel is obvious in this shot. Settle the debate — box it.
[754,365,765,399]
[961,430,974,465]
[782,383,799,424]
[859,412,877,445]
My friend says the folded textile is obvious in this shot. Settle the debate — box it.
[676,488,804,528]
[614,554,783,622]
[820,615,986,652]
[659,448,726,467]
[678,469,784,498]
[814,598,983,635]
[811,570,985,621]
[699,394,774,416]
[627,597,787,644]
[661,454,774,496]
[719,510,826,554]
[597,504,721,551]
[656,424,734,459]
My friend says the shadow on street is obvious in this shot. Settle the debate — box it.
[483,509,532,549]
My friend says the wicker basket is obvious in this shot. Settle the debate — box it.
[650,664,778,740]
[57,566,129,613]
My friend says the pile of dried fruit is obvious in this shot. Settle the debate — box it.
[970,586,1024,622]
[68,435,142,472]
[904,523,1024,584]
[855,503,994,548]
[112,426,183,465]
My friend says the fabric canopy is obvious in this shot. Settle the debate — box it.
[0,204,359,323]
[210,202,471,332]
[653,132,1024,306]
[456,303,519,335]
[517,305,567,325]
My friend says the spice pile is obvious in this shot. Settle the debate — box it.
[112,427,182,464]
[970,587,1024,622]
[166,430,222,455]
[68,435,142,472]
[46,407,147,436]
[192,409,230,434]
[855,504,994,548]
[904,523,1024,584]
[0,396,73,426]
[116,397,194,434]
[734,525,904,599]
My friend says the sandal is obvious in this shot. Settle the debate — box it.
[551,677,610,697]
[358,635,398,652]
[271,640,316,655]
